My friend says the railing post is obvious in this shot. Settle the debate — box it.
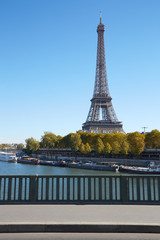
[77,177,80,202]
[120,176,128,203]
[46,177,49,201]
[18,177,22,201]
[29,176,38,202]
[67,177,70,201]
[99,177,102,201]
[88,177,91,201]
[147,176,151,202]
[56,177,59,201]
[8,177,12,201]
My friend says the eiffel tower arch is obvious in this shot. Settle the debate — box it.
[82,15,124,134]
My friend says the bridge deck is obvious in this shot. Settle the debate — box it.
[0,205,160,233]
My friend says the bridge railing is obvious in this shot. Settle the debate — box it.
[0,175,160,204]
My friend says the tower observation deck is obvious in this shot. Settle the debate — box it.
[82,15,124,134]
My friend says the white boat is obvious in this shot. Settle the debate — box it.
[0,152,17,162]
[119,162,160,174]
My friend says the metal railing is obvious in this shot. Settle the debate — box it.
[0,175,160,204]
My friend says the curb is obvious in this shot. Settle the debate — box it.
[0,224,160,233]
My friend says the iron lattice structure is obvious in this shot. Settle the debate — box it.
[82,16,124,134]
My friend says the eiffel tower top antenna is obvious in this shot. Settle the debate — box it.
[100,11,102,23]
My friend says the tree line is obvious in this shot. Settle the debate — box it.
[25,129,160,156]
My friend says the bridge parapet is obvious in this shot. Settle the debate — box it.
[0,174,159,204]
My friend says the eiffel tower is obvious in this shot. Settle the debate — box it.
[82,14,124,134]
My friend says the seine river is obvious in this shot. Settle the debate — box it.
[0,161,119,175]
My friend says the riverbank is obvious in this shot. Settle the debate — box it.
[34,153,160,167]
[17,157,118,172]
[16,154,160,173]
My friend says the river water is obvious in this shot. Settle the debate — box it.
[0,161,119,176]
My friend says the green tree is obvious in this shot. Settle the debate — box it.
[25,138,40,154]
[55,135,63,148]
[70,133,82,152]
[84,143,91,154]
[103,133,112,146]
[17,143,24,150]
[145,130,160,149]
[121,141,129,155]
[78,131,97,148]
[58,133,73,148]
[103,142,112,154]
[40,132,57,148]
[95,137,104,154]
[79,142,91,154]
[111,141,121,155]
[127,132,145,156]
[79,143,85,154]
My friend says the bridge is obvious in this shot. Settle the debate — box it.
[1,174,160,237]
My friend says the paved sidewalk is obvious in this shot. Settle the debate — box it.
[0,205,160,233]
[1,233,160,240]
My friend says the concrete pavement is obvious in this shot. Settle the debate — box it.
[0,233,160,240]
[0,205,160,233]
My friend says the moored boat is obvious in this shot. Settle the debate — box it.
[68,162,117,171]
[119,164,160,174]
[18,156,40,165]
[39,160,55,166]
[0,152,17,162]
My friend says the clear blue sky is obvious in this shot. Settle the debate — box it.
[0,0,160,143]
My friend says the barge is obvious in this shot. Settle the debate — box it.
[119,162,160,174]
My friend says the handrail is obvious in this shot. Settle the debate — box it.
[0,175,160,204]
[1,174,160,177]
